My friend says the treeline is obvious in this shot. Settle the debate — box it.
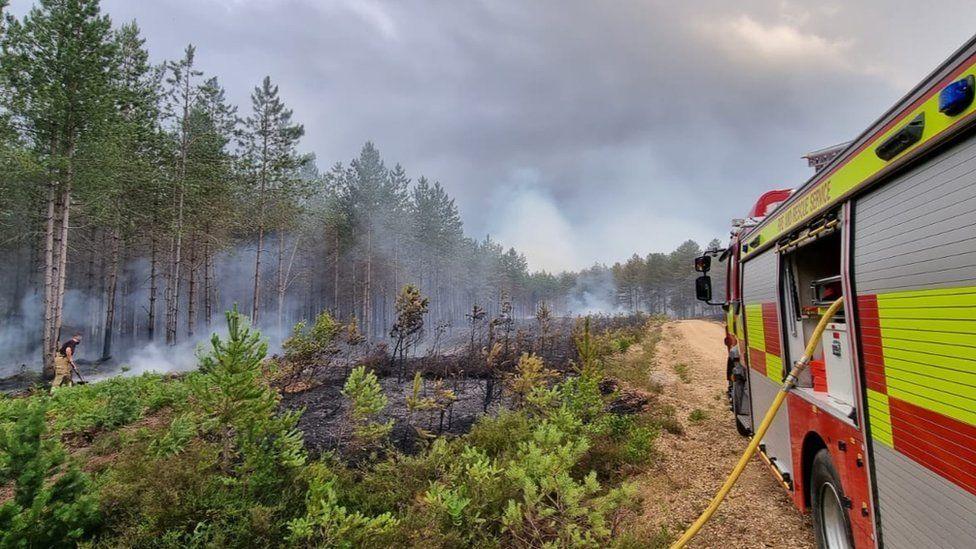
[0,0,715,374]
[609,238,722,315]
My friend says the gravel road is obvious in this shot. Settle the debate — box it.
[635,319,815,548]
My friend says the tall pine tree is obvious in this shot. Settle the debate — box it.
[0,0,115,370]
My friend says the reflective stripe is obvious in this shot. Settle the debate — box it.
[867,388,894,447]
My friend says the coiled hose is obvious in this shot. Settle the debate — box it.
[670,297,845,548]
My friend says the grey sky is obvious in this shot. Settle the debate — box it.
[12,0,976,271]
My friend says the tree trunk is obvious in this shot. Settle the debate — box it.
[252,225,264,324]
[165,184,184,345]
[252,124,269,324]
[86,228,97,340]
[204,237,213,326]
[276,228,285,335]
[102,229,121,360]
[148,233,158,340]
[364,228,372,340]
[53,183,71,349]
[41,180,57,373]
[187,232,197,337]
[333,231,340,317]
[166,66,192,345]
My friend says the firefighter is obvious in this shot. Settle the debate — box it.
[52,333,82,390]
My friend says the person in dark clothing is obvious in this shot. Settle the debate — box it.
[52,333,82,390]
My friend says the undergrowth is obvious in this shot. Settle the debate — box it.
[0,310,670,548]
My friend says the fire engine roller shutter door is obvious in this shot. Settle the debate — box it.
[741,249,794,479]
[854,132,976,549]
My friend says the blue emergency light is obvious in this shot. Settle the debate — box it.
[938,74,974,116]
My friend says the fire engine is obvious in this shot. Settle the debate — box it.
[693,36,976,548]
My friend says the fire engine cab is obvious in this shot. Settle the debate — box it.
[694,35,976,549]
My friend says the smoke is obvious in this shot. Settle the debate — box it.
[0,241,299,379]
[94,340,204,381]
[489,178,583,273]
[0,292,42,377]
[564,265,620,315]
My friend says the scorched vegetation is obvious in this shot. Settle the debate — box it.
[0,306,673,548]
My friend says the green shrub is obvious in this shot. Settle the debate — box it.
[286,463,398,548]
[0,399,100,547]
[149,412,198,457]
[94,308,308,548]
[46,373,190,436]
[493,413,636,547]
[556,374,605,425]
[282,312,342,365]
[341,366,392,451]
[506,353,557,408]
[466,410,533,457]
[688,409,708,423]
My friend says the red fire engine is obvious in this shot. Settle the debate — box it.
[693,36,976,548]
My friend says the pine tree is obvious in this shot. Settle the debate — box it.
[161,44,203,344]
[76,20,160,359]
[341,365,393,451]
[240,75,305,326]
[0,0,115,370]
[0,400,100,547]
[185,76,238,334]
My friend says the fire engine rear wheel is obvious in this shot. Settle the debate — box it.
[811,449,854,549]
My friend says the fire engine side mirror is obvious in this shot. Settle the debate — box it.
[695,275,712,302]
[694,255,712,273]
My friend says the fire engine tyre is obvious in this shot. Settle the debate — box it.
[811,449,854,549]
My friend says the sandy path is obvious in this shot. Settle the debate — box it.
[636,320,814,548]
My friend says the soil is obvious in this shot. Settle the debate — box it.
[634,320,815,548]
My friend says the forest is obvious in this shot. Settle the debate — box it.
[0,0,716,378]
[0,2,730,547]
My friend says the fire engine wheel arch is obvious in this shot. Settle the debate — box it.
[800,431,828,509]
[811,448,856,549]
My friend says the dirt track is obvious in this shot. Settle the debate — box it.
[636,320,814,548]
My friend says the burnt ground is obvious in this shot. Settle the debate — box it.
[281,374,505,455]
[3,314,652,457]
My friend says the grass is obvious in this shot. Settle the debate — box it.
[649,404,684,436]
[672,362,691,384]
[688,409,708,423]
[605,320,664,393]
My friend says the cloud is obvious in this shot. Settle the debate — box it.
[335,0,398,40]
[11,0,973,273]
[706,15,852,68]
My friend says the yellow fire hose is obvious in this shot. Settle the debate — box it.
[670,297,845,549]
